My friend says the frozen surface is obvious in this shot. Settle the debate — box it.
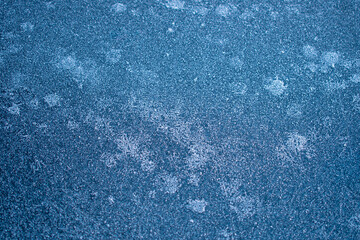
[1,1,360,239]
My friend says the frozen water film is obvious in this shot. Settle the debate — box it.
[1,1,360,239]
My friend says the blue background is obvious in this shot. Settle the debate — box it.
[1,0,360,239]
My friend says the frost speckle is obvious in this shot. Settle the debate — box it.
[8,103,20,115]
[287,104,302,118]
[156,173,180,194]
[265,77,286,96]
[286,132,307,153]
[165,0,185,10]
[189,6,209,16]
[349,214,360,230]
[29,98,40,109]
[44,94,61,107]
[187,199,208,213]
[322,52,339,67]
[111,3,127,13]
[100,152,122,168]
[215,4,237,17]
[21,22,34,32]
[350,73,360,83]
[229,56,244,70]
[303,45,318,59]
[106,49,122,64]
[230,82,247,95]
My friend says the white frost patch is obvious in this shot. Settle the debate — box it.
[230,82,247,95]
[188,174,200,186]
[229,195,256,219]
[229,56,244,70]
[305,62,318,73]
[187,199,208,213]
[349,214,360,231]
[240,8,255,20]
[21,22,34,32]
[106,49,122,64]
[189,6,209,15]
[29,98,39,109]
[165,0,185,10]
[186,152,207,170]
[353,95,360,112]
[220,181,259,220]
[58,55,77,70]
[157,174,180,194]
[164,175,179,194]
[67,120,79,130]
[186,142,214,170]
[350,73,360,83]
[141,160,156,172]
[55,53,100,88]
[108,195,115,204]
[139,149,156,172]
[8,103,20,115]
[111,3,127,13]
[286,132,307,152]
[265,77,286,96]
[322,51,339,67]
[303,45,318,59]
[286,104,302,118]
[44,93,61,107]
[277,132,315,168]
[215,4,237,17]
[115,134,139,157]
[100,152,122,168]
[324,80,347,91]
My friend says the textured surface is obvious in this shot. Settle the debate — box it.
[1,1,360,239]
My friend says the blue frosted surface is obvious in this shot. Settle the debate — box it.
[1,1,360,239]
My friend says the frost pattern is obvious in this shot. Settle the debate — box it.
[229,56,244,70]
[189,6,209,16]
[350,73,360,83]
[323,79,347,92]
[100,152,121,168]
[276,132,314,169]
[165,0,185,10]
[156,173,180,194]
[215,4,237,17]
[322,52,339,67]
[229,195,256,219]
[111,3,127,13]
[55,53,100,88]
[230,82,247,95]
[349,214,360,231]
[67,120,79,130]
[286,132,307,153]
[220,181,258,220]
[8,103,21,115]
[187,199,208,213]
[186,142,214,170]
[353,95,360,112]
[44,93,61,107]
[303,45,318,59]
[286,104,302,118]
[115,134,140,157]
[140,159,156,173]
[21,22,34,32]
[29,98,39,109]
[105,49,122,64]
[265,77,286,96]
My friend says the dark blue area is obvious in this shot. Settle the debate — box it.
[1,0,360,239]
